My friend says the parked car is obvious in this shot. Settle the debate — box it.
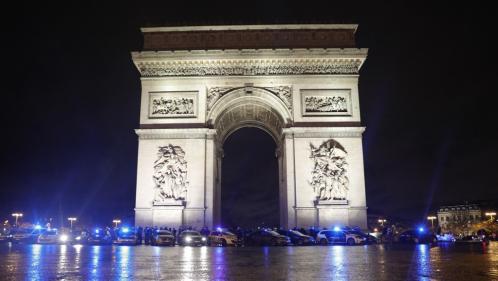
[87,228,113,245]
[37,229,62,244]
[395,228,437,244]
[316,229,366,245]
[0,232,10,243]
[208,230,241,246]
[455,235,484,244]
[436,233,456,242]
[178,230,207,246]
[346,230,378,244]
[113,227,140,245]
[276,229,315,245]
[10,228,42,244]
[245,229,291,246]
[151,229,176,246]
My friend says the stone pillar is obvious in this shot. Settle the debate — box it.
[282,131,297,229]
[134,128,213,229]
[213,146,224,226]
[204,130,217,228]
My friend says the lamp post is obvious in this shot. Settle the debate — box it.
[378,219,387,227]
[112,219,121,228]
[12,213,23,226]
[485,212,496,221]
[427,216,437,228]
[67,217,77,229]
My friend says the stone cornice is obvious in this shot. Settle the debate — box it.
[140,24,358,51]
[135,128,217,139]
[133,49,367,77]
[283,126,365,138]
[141,24,359,33]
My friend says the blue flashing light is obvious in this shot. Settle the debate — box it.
[34,225,42,230]
[418,227,425,233]
[95,229,100,234]
[217,227,222,232]
[333,226,341,232]
[122,227,130,233]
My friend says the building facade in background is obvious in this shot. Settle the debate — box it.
[437,204,482,229]
[131,24,368,229]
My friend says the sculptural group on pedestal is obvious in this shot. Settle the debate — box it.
[309,139,349,201]
[153,144,188,204]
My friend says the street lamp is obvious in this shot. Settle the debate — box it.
[378,219,387,227]
[427,216,437,228]
[485,212,496,221]
[67,217,77,229]
[12,213,23,226]
[112,219,121,228]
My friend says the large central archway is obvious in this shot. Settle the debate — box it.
[221,127,279,228]
[133,25,368,230]
[209,87,292,227]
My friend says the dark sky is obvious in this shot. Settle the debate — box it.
[0,1,497,227]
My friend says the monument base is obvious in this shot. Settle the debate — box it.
[135,205,185,227]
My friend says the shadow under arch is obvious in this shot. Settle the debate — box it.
[221,126,280,228]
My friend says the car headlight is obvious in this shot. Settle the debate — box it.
[59,235,68,242]
[185,236,192,242]
[75,236,81,241]
[201,237,206,241]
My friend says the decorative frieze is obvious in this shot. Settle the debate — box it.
[136,58,363,77]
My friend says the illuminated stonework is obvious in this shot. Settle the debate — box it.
[133,25,368,229]
[153,144,188,203]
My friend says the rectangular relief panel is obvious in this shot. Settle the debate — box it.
[301,89,352,117]
[149,91,198,118]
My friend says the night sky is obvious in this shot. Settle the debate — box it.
[1,1,496,227]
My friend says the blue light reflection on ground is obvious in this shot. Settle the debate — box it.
[91,246,101,281]
[415,244,431,281]
[213,247,225,280]
[28,244,42,281]
[2,242,496,280]
[115,246,132,281]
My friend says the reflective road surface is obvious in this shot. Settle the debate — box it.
[1,242,497,280]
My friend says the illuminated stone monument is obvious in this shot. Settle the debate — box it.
[132,24,368,229]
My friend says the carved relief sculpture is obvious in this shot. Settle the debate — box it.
[301,89,351,116]
[264,86,292,111]
[207,86,292,112]
[152,97,194,115]
[137,58,363,77]
[309,139,349,201]
[149,92,197,118]
[153,145,188,204]
[305,96,347,112]
[207,87,232,110]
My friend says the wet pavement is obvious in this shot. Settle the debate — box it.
[0,242,497,280]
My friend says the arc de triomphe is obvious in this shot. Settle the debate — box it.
[132,24,368,229]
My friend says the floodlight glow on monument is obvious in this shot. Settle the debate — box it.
[133,24,368,229]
